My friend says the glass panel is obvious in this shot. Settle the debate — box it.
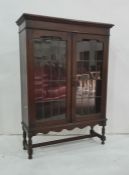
[89,97,101,114]
[76,77,102,97]
[76,39,103,116]
[33,36,67,121]
[76,97,89,115]
[76,97,101,115]
[36,99,66,120]
[95,43,103,61]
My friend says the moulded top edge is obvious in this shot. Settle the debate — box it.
[16,13,114,29]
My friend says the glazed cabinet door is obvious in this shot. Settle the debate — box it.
[30,30,71,126]
[71,33,108,122]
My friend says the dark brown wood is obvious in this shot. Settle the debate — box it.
[90,126,94,137]
[32,135,91,148]
[16,13,114,28]
[30,118,106,134]
[17,13,113,159]
[101,121,106,144]
[16,13,114,36]
[90,130,103,139]
[28,134,33,159]
[22,126,27,150]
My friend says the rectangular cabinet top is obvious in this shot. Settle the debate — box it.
[16,13,114,28]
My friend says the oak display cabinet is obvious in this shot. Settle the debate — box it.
[16,14,114,159]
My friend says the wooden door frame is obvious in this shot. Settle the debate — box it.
[27,29,72,127]
[71,33,108,122]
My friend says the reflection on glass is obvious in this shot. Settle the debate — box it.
[34,36,67,120]
[76,77,102,97]
[95,50,103,61]
[76,40,103,116]
[76,97,101,115]
[36,99,66,120]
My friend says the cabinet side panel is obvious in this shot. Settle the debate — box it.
[101,36,110,117]
[19,30,29,126]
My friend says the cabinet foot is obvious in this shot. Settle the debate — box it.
[89,123,106,144]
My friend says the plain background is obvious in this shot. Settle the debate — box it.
[0,0,129,135]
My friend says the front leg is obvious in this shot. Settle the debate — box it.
[28,134,33,159]
[90,126,94,137]
[22,126,27,150]
[101,124,106,144]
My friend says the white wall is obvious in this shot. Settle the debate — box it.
[0,0,129,134]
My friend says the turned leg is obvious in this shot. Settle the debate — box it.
[90,126,94,137]
[28,134,33,159]
[101,124,106,144]
[22,127,27,150]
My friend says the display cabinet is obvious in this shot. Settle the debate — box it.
[16,13,114,159]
